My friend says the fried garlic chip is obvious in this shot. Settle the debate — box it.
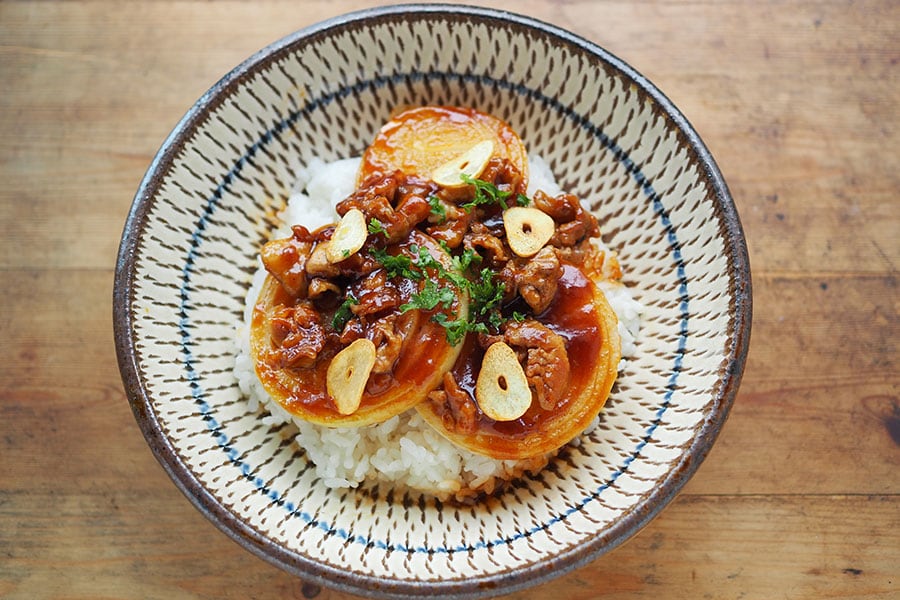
[431,140,494,188]
[326,338,377,415]
[475,341,532,421]
[503,206,556,258]
[325,208,367,263]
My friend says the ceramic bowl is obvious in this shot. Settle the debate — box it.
[114,4,751,598]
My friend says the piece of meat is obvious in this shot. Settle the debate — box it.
[515,247,562,313]
[492,318,570,411]
[304,238,340,279]
[304,237,381,280]
[497,246,562,313]
[479,156,527,196]
[462,221,509,267]
[260,228,313,298]
[425,197,473,249]
[268,301,326,368]
[366,311,418,374]
[396,178,436,205]
[348,269,402,319]
[532,190,600,247]
[307,277,340,302]
[338,316,364,345]
[427,372,478,434]
[551,240,596,266]
[391,194,432,239]
[336,171,436,243]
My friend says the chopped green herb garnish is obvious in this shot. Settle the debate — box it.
[512,310,527,322]
[411,244,469,289]
[424,267,507,344]
[411,244,440,270]
[331,293,358,331]
[431,313,474,346]
[369,247,421,280]
[431,312,492,345]
[400,279,456,313]
[516,193,530,207]
[367,218,387,236]
[453,247,482,272]
[469,268,506,318]
[369,237,516,346]
[459,174,513,211]
[427,195,447,223]
[486,309,505,330]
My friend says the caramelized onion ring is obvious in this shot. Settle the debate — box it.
[251,231,468,427]
[416,263,621,459]
[358,105,529,193]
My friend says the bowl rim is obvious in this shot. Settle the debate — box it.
[113,3,752,598]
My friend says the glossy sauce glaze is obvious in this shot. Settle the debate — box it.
[413,259,620,460]
[250,105,621,459]
[251,230,466,426]
[450,263,604,438]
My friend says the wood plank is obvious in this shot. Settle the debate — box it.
[744,274,898,383]
[0,1,896,272]
[689,271,899,495]
[0,270,119,389]
[1,492,896,599]
[551,1,900,276]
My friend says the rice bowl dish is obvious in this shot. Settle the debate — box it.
[114,6,750,598]
[233,147,644,500]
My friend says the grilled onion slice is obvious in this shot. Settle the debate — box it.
[416,263,621,459]
[251,231,468,427]
[358,105,529,193]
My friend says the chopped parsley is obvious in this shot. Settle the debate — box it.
[427,195,447,223]
[431,313,489,346]
[427,268,509,345]
[367,218,387,237]
[331,293,358,331]
[429,314,468,346]
[469,267,506,319]
[369,247,421,280]
[411,244,469,289]
[369,238,522,346]
[411,244,441,271]
[459,174,513,211]
[452,247,482,272]
[400,279,455,313]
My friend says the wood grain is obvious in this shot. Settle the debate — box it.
[1,1,897,599]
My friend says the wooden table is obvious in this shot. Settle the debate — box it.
[2,1,897,598]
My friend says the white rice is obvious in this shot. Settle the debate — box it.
[233,155,643,500]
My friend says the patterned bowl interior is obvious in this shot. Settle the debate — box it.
[114,5,750,599]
